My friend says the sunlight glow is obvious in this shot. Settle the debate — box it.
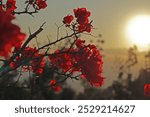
[126,15,150,50]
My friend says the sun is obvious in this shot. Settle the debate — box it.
[126,15,150,50]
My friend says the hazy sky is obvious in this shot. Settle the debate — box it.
[15,0,150,49]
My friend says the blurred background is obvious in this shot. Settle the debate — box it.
[0,0,150,99]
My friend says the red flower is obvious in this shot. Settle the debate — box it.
[75,39,85,48]
[49,49,76,72]
[49,79,56,86]
[11,47,45,75]
[9,61,16,69]
[144,84,150,97]
[74,42,104,86]
[63,8,92,32]
[63,15,74,25]
[6,0,17,11]
[74,8,90,20]
[35,0,47,10]
[49,39,104,87]
[88,44,96,49]
[77,17,89,25]
[22,47,45,75]
[0,9,26,58]
[51,9,103,87]
[74,8,90,24]
[49,80,61,92]
[73,8,92,32]
[78,24,93,33]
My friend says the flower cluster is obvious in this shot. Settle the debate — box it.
[52,8,104,87]
[49,48,78,73]
[0,8,26,58]
[10,47,45,75]
[26,0,47,10]
[63,8,92,33]
[75,39,104,86]
[49,39,104,87]
[74,8,92,32]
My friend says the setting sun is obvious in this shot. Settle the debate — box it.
[126,15,150,50]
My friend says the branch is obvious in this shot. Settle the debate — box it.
[21,22,46,51]
[13,10,38,16]
[36,30,81,52]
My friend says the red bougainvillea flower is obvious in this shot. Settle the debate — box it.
[75,42,104,86]
[0,9,26,58]
[78,24,93,33]
[63,15,74,26]
[144,84,150,97]
[49,38,104,87]
[73,8,92,33]
[27,0,47,10]
[35,0,47,10]
[62,8,92,32]
[75,39,85,48]
[49,80,61,92]
[6,0,17,11]
[49,48,77,73]
[10,47,45,75]
[21,47,45,75]
[74,8,90,24]
[54,9,103,86]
